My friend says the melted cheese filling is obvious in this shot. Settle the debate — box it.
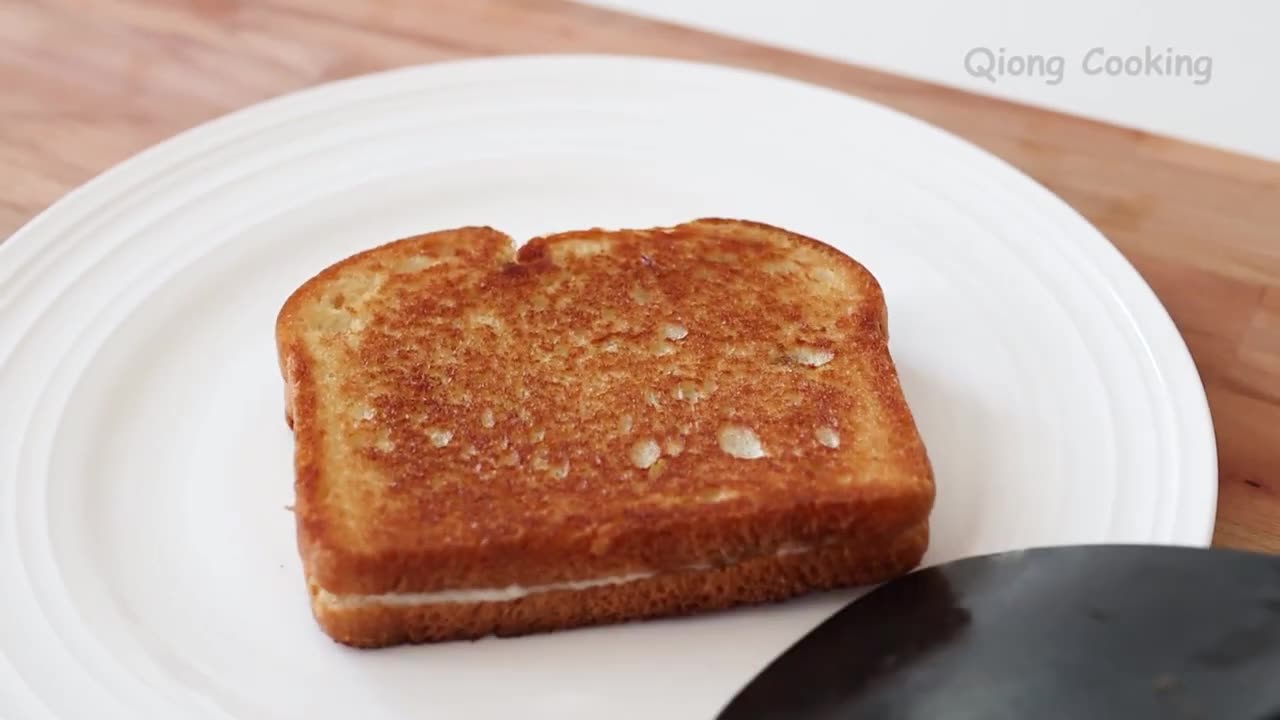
[318,543,814,608]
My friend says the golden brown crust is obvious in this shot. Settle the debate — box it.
[310,523,929,647]
[276,219,935,606]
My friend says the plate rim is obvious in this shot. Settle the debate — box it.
[0,52,1222,719]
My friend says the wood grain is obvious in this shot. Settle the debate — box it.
[2,0,1277,552]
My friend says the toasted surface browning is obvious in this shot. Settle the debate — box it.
[276,218,934,642]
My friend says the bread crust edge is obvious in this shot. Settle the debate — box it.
[309,522,929,647]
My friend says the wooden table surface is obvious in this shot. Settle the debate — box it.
[3,0,1277,552]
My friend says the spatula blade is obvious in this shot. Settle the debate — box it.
[717,545,1280,720]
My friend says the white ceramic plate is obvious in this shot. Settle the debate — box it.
[0,55,1215,719]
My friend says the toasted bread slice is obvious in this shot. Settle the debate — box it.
[276,218,934,647]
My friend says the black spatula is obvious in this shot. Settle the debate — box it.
[716,545,1280,720]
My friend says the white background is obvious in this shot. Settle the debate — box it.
[581,0,1280,162]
